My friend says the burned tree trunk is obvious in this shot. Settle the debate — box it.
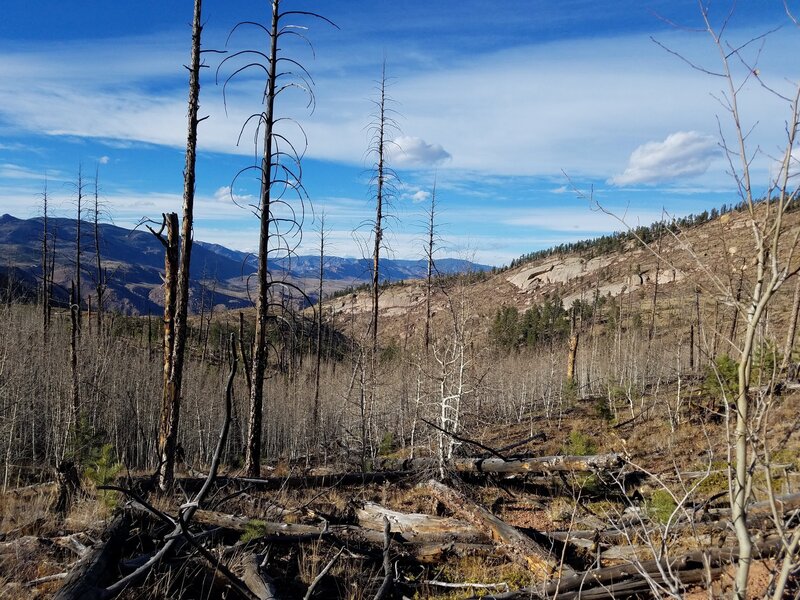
[245,0,280,479]
[69,282,80,450]
[53,460,81,517]
[93,166,105,333]
[158,0,204,491]
[150,213,179,488]
[566,332,578,385]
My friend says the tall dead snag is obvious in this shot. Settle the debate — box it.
[74,166,84,332]
[92,165,105,333]
[156,0,204,491]
[245,0,280,479]
[424,179,437,351]
[366,63,399,352]
[220,1,334,477]
[566,307,578,385]
[313,213,327,435]
[370,70,386,352]
[69,281,80,451]
[148,213,179,486]
[40,178,51,333]
[780,277,800,374]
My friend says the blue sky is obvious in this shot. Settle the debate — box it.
[0,1,797,266]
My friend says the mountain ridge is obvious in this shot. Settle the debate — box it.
[0,214,492,314]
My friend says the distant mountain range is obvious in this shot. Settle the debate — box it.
[0,214,492,314]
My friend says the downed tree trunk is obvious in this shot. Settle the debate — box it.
[129,471,415,494]
[126,454,623,495]
[478,534,786,599]
[193,509,323,537]
[426,479,574,579]
[378,454,623,475]
[53,512,131,600]
[1,481,57,499]
[241,553,280,600]
[698,491,800,520]
[356,502,487,542]
[200,506,491,550]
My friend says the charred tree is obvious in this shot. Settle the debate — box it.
[92,165,105,333]
[217,1,333,477]
[156,0,204,491]
[148,213,179,488]
[74,166,84,332]
[424,179,437,351]
[40,178,52,333]
[365,63,398,352]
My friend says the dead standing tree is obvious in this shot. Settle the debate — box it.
[155,0,205,491]
[424,178,439,351]
[219,1,334,477]
[365,63,400,352]
[40,177,53,333]
[92,164,106,333]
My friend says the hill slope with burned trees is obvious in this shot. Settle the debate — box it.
[2,0,800,597]
[2,200,799,599]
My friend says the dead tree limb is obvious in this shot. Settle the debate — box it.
[372,516,393,600]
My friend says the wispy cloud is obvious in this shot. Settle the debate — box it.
[610,131,720,186]
[0,26,793,185]
[0,163,47,180]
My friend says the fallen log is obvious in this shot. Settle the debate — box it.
[196,504,493,548]
[193,509,322,537]
[698,491,800,519]
[377,454,624,475]
[241,553,280,600]
[53,512,131,600]
[475,534,786,599]
[426,479,574,579]
[128,471,415,494]
[124,454,623,494]
[414,542,496,564]
[356,501,486,542]
[1,481,57,498]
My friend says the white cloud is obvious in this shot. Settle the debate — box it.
[213,185,256,206]
[610,131,720,186]
[98,155,110,165]
[390,136,451,167]
[409,190,431,203]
